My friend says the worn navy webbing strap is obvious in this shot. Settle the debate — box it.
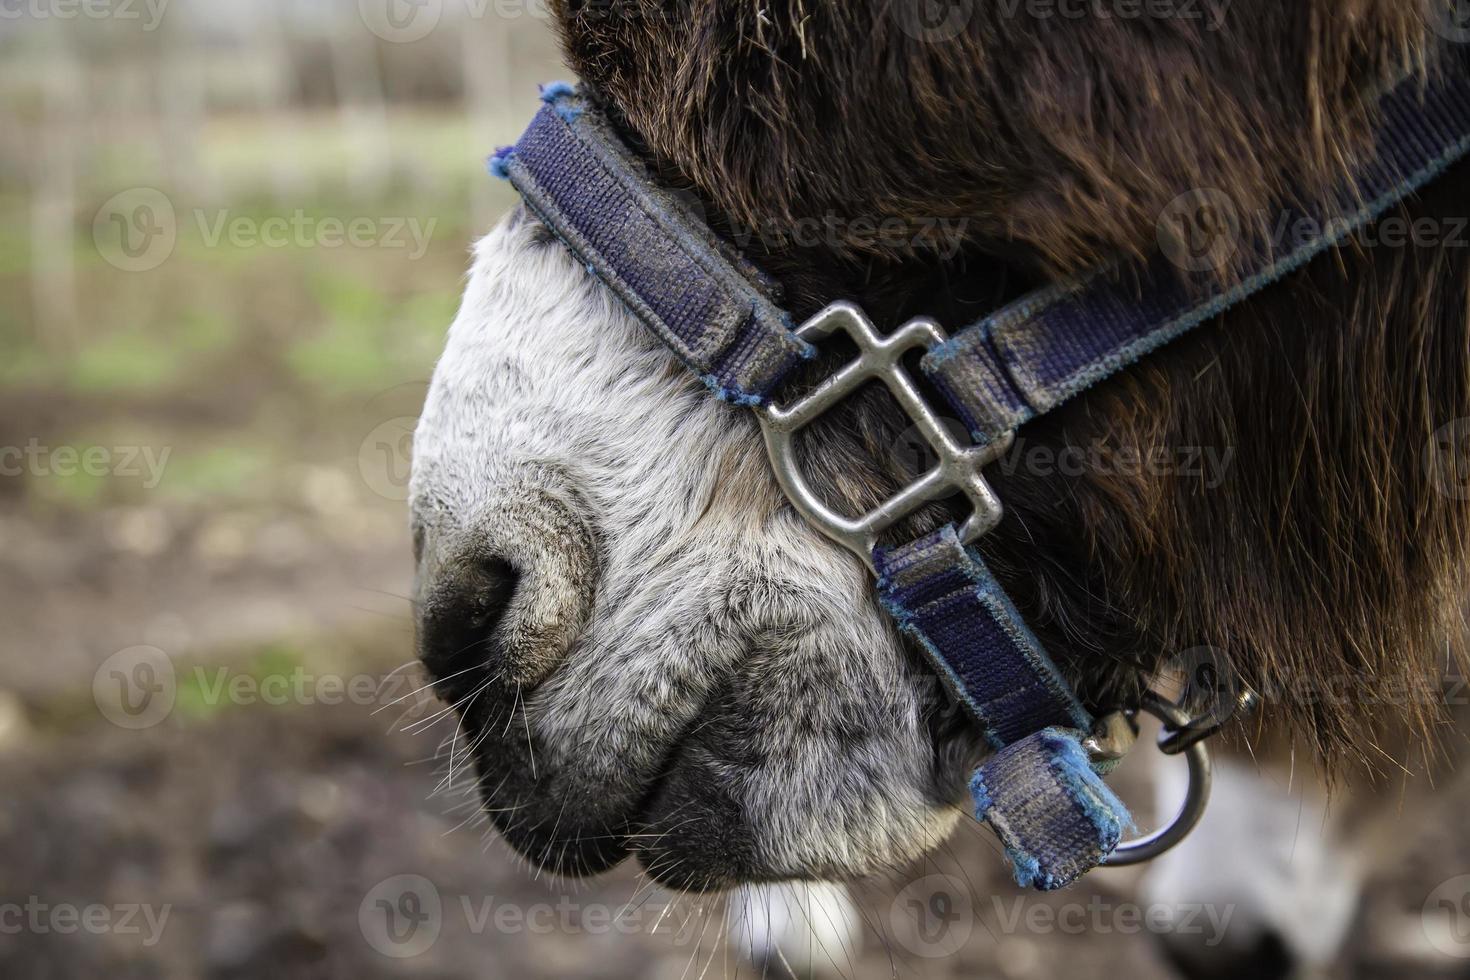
[925,53,1470,449]
[874,528,1122,890]
[873,526,1089,748]
[491,82,813,406]
[490,56,1470,890]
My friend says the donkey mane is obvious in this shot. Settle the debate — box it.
[552,0,1470,775]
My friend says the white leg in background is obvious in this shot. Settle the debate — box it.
[1139,754,1363,974]
[727,881,862,978]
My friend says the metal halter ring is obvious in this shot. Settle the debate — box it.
[1099,691,1214,866]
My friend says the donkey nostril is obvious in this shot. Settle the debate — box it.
[416,485,600,689]
[418,556,520,686]
[466,557,518,631]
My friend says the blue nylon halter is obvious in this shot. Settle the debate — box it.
[490,56,1470,890]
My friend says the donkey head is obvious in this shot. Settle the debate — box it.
[411,0,1470,889]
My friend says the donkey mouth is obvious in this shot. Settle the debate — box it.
[444,672,769,891]
[413,552,783,888]
[445,679,634,879]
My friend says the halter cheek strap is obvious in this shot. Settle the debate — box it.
[875,528,1118,890]
[490,55,1470,890]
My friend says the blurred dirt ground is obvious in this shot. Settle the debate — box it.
[4,586,1470,979]
[0,643,1178,980]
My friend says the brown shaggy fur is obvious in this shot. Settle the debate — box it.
[552,0,1470,777]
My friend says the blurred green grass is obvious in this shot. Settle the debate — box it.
[3,110,523,512]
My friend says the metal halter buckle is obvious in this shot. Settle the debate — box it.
[758,302,1013,568]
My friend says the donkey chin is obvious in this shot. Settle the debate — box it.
[409,210,985,890]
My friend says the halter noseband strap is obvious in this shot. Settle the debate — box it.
[490,57,1470,889]
[490,82,814,404]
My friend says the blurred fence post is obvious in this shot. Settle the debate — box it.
[328,19,391,200]
[462,10,514,231]
[257,3,312,202]
[157,20,210,203]
[29,22,81,351]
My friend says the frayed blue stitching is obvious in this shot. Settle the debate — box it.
[875,590,916,633]
[923,335,964,366]
[952,551,1092,733]
[776,313,817,360]
[969,769,992,814]
[514,137,792,404]
[538,80,582,122]
[538,80,576,102]
[702,376,766,406]
[487,146,513,180]
[1006,847,1044,890]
